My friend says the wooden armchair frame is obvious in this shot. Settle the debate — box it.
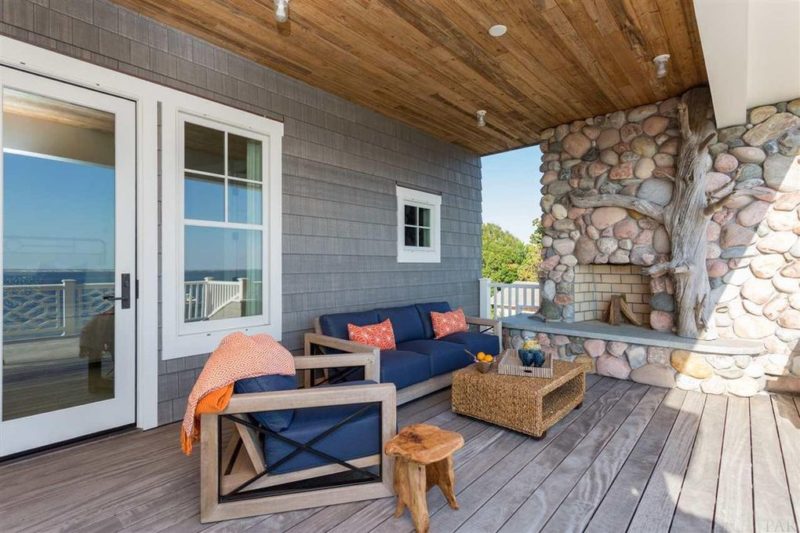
[306,314,502,405]
[200,353,396,523]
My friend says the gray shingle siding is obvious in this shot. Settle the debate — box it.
[1,0,484,425]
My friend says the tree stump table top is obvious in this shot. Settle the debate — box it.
[384,423,464,465]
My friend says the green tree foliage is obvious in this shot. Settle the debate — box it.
[518,219,544,282]
[482,219,544,283]
[482,223,527,283]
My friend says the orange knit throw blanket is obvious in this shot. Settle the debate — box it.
[180,332,295,455]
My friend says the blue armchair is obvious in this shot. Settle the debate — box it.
[199,352,396,523]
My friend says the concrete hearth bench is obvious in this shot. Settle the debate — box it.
[502,314,778,397]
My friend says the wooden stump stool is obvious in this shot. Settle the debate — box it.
[384,423,464,533]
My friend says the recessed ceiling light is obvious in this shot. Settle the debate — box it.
[488,24,507,37]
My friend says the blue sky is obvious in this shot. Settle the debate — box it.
[3,152,115,272]
[481,145,542,242]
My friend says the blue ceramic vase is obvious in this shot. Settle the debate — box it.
[518,349,545,367]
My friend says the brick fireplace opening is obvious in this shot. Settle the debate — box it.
[573,265,651,325]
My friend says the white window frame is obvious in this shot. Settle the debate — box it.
[162,102,282,358]
[396,185,441,263]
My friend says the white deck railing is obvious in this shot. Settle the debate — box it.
[479,278,540,319]
[184,277,246,322]
[3,280,115,340]
[3,277,249,338]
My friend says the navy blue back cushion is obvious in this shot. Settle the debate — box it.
[319,310,379,340]
[234,374,297,432]
[415,301,452,338]
[376,305,425,343]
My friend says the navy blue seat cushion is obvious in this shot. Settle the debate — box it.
[396,339,472,377]
[441,331,500,356]
[234,374,298,432]
[265,381,381,474]
[414,301,452,339]
[376,305,425,343]
[318,310,379,340]
[379,350,431,389]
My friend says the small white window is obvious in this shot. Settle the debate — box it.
[162,101,282,358]
[396,185,441,263]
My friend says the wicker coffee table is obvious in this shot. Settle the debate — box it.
[451,358,585,439]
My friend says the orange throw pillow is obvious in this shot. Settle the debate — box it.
[348,319,396,350]
[431,308,468,339]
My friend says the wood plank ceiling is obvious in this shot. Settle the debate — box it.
[111,0,708,155]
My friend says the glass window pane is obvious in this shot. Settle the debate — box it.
[3,89,117,420]
[228,134,262,181]
[404,205,417,226]
[185,173,224,221]
[404,226,417,247]
[419,228,431,247]
[184,227,263,322]
[228,181,262,224]
[185,122,224,174]
[419,207,431,227]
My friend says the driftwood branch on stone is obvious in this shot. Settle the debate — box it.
[569,192,665,223]
[568,87,722,339]
[704,187,763,215]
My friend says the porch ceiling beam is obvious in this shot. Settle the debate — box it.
[693,0,749,128]
[694,0,800,129]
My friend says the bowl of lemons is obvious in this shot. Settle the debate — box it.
[472,351,495,373]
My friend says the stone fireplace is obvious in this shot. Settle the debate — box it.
[573,265,651,324]
[506,92,800,397]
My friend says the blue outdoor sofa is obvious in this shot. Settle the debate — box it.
[304,302,502,404]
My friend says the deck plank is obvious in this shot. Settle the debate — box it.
[773,394,800,531]
[585,388,687,532]
[627,391,706,532]
[671,394,727,533]
[274,391,468,533]
[409,377,620,533]
[750,395,798,533]
[326,419,505,533]
[0,382,798,533]
[540,386,668,533]
[499,384,654,532]
[455,379,635,533]
[715,396,754,533]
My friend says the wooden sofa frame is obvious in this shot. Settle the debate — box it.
[306,314,502,405]
[200,353,396,523]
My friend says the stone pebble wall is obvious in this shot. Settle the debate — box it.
[504,328,797,397]
[537,95,800,356]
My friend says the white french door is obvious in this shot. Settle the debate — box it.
[0,68,136,456]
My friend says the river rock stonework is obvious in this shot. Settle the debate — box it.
[527,95,800,394]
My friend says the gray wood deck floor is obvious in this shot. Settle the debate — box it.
[1,375,800,533]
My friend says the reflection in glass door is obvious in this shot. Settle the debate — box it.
[0,68,136,456]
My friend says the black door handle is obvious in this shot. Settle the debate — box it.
[104,273,131,309]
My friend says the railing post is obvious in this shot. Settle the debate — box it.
[238,278,248,317]
[203,277,214,318]
[479,277,491,319]
[63,279,78,336]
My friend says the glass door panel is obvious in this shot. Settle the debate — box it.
[0,68,136,456]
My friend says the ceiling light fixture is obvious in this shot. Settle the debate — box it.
[274,0,290,23]
[488,24,507,37]
[653,54,671,78]
[476,110,487,127]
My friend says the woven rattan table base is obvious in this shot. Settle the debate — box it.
[451,360,585,438]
